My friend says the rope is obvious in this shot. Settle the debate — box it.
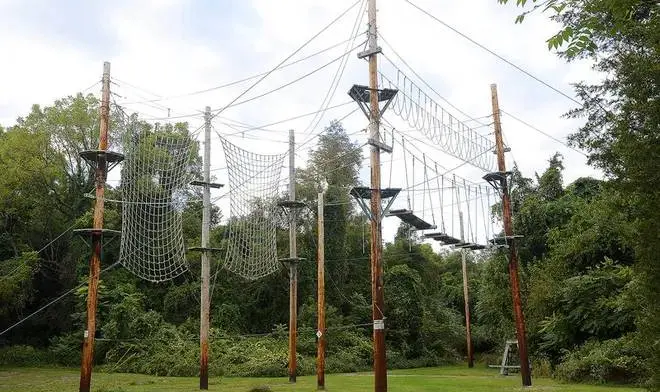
[379,70,497,171]
[424,154,435,226]
[117,117,194,282]
[221,138,287,280]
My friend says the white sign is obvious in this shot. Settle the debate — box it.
[316,330,323,338]
[84,330,89,338]
[374,319,385,330]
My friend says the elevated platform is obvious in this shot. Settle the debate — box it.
[349,187,401,222]
[190,180,224,189]
[482,171,512,183]
[456,242,488,251]
[348,84,398,104]
[348,85,398,133]
[73,228,121,238]
[73,228,121,247]
[79,150,124,172]
[386,209,436,230]
[349,187,401,200]
[483,171,512,192]
[489,235,524,246]
[422,232,462,245]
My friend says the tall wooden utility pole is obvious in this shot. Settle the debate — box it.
[316,187,326,390]
[199,106,212,390]
[366,0,387,390]
[490,84,531,386]
[79,61,111,392]
[458,212,474,368]
[287,129,299,383]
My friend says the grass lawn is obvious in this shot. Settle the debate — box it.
[0,366,641,392]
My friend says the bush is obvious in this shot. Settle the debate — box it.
[0,345,51,366]
[48,333,83,366]
[555,335,648,384]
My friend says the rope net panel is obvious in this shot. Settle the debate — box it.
[221,138,286,280]
[119,123,198,282]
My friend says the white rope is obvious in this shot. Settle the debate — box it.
[221,138,286,280]
[379,70,497,172]
[118,121,195,282]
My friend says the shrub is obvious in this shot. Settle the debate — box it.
[0,345,49,366]
[555,334,648,384]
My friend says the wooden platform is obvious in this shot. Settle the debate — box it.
[386,209,436,230]
[422,232,462,245]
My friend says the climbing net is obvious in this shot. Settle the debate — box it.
[221,138,286,280]
[118,122,198,282]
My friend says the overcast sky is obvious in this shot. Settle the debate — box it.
[0,0,603,245]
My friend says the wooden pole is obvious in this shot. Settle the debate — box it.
[79,61,111,392]
[199,106,211,390]
[316,188,326,390]
[366,0,387,390]
[458,212,474,368]
[490,83,531,386]
[288,129,299,383]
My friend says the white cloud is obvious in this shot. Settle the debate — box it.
[0,0,604,246]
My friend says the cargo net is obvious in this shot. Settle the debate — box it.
[119,124,198,282]
[221,138,286,280]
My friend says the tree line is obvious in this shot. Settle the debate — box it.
[1,0,658,388]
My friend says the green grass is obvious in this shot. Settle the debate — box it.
[0,366,641,392]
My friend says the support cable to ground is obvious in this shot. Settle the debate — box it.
[0,262,121,337]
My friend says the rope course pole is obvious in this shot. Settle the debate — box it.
[459,211,474,368]
[288,129,299,383]
[199,106,212,390]
[366,0,387,390]
[490,83,531,386]
[316,188,326,390]
[79,61,111,392]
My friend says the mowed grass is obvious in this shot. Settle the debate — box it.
[0,366,641,392]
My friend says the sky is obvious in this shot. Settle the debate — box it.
[0,0,604,246]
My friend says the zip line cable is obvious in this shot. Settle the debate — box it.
[403,0,582,106]
[500,109,588,157]
[210,41,364,119]
[302,0,367,136]
[208,0,363,121]
[117,36,362,106]
[0,222,80,281]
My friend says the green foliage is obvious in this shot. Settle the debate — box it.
[0,345,51,366]
[534,261,635,359]
[499,1,659,387]
[475,252,515,345]
[556,335,647,384]
[0,252,39,320]
[1,90,652,388]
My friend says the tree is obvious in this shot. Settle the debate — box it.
[296,120,365,306]
[499,0,660,387]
